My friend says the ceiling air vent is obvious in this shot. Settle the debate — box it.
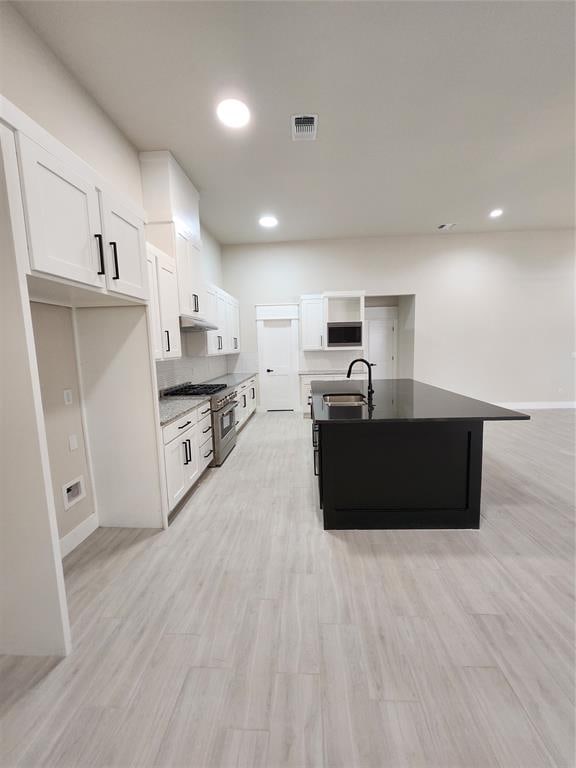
[437,223,456,232]
[291,114,318,141]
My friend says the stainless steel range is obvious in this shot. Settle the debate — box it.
[162,382,238,465]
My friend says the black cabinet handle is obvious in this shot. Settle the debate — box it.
[201,408,211,415]
[202,425,211,434]
[251,387,255,400]
[110,241,120,279]
[178,420,192,430]
[165,330,171,352]
[218,335,223,350]
[242,394,247,408]
[183,440,190,465]
[313,448,319,476]
[186,439,192,461]
[193,293,199,313]
[234,337,238,349]
[95,234,105,275]
[204,448,213,459]
[266,368,274,373]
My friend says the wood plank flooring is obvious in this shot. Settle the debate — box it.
[1,409,574,768]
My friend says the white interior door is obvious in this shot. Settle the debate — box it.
[257,316,299,411]
[367,316,397,379]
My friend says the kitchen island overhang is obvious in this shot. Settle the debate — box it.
[310,379,529,531]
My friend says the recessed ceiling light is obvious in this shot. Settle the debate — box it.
[259,215,278,228]
[489,208,503,218]
[216,99,250,128]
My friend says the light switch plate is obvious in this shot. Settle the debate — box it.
[68,434,78,451]
[64,389,73,405]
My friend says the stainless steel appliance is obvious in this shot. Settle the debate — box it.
[162,382,238,466]
[326,321,362,347]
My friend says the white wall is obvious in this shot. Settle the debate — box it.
[30,303,95,539]
[0,2,142,204]
[0,125,70,655]
[223,230,575,403]
[201,225,223,286]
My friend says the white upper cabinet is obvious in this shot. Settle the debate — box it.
[146,243,181,360]
[204,287,240,356]
[300,294,325,350]
[140,151,210,322]
[140,151,201,248]
[18,134,105,289]
[146,245,163,360]
[17,134,148,301]
[156,248,182,360]
[100,192,147,300]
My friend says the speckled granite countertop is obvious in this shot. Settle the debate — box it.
[158,396,210,427]
[204,372,258,388]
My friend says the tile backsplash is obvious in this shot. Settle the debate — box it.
[156,333,229,390]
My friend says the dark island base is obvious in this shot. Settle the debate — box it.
[319,420,483,530]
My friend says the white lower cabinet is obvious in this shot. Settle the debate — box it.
[163,403,213,512]
[236,376,258,430]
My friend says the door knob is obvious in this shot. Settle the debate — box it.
[266,368,274,373]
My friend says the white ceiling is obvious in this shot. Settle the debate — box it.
[14,1,575,244]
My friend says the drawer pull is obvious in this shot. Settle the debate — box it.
[178,420,192,430]
[202,425,212,434]
[203,448,214,459]
[95,234,105,275]
[110,241,120,279]
[201,407,211,415]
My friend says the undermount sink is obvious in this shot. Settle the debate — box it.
[323,393,366,405]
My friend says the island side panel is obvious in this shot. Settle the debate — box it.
[319,420,483,530]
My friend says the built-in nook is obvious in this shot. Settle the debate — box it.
[364,294,415,379]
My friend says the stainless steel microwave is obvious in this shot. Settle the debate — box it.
[326,322,362,347]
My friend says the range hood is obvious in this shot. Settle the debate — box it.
[180,316,218,331]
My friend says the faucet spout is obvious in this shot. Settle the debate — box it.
[346,358,375,399]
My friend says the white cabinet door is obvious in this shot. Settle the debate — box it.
[207,292,227,355]
[146,246,163,360]
[190,243,209,322]
[247,378,257,415]
[175,229,194,317]
[164,435,189,510]
[101,193,147,300]
[224,299,235,354]
[231,300,240,353]
[18,134,104,288]
[157,249,182,359]
[183,425,200,489]
[301,297,324,350]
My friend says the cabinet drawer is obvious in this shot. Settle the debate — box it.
[162,408,199,445]
[199,435,214,470]
[198,412,213,440]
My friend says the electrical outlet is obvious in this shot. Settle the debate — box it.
[64,389,73,405]
[68,434,78,451]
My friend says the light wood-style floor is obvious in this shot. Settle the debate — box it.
[1,410,574,768]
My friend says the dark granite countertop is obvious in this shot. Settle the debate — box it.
[311,379,530,423]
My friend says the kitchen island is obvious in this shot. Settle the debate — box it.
[311,378,529,530]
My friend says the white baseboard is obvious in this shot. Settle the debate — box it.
[59,512,98,558]
[496,401,576,410]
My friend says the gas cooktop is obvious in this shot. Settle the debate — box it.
[163,383,227,397]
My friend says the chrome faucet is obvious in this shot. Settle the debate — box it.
[346,358,375,400]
